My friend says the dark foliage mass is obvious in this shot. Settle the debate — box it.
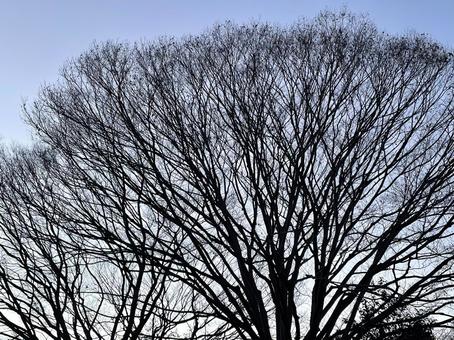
[355,287,435,340]
[0,11,454,340]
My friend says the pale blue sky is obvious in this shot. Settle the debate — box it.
[1,0,454,145]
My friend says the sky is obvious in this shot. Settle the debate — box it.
[1,0,454,145]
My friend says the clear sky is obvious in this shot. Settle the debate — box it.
[1,0,454,145]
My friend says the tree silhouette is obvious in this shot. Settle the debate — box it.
[0,147,191,339]
[0,11,454,340]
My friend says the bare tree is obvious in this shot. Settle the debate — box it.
[1,11,454,340]
[0,147,192,339]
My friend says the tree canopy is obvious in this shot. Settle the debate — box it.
[1,11,454,340]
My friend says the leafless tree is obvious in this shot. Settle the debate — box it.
[1,11,454,340]
[0,147,193,339]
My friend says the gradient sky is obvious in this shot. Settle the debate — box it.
[1,0,454,145]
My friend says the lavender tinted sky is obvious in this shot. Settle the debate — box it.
[1,0,453,145]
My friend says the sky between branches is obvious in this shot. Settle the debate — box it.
[1,0,454,145]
